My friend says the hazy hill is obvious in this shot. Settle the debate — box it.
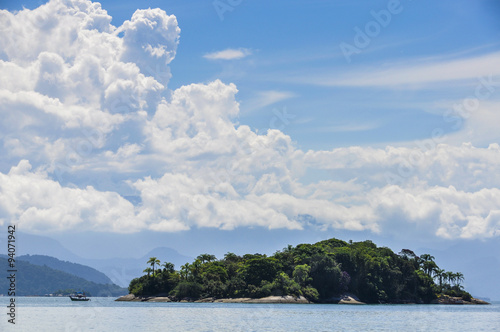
[17,233,81,262]
[17,254,113,285]
[0,257,127,296]
[85,247,194,287]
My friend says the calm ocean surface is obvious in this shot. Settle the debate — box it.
[0,297,499,331]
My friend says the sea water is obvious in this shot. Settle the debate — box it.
[0,297,499,331]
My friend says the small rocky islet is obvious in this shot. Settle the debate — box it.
[119,238,490,305]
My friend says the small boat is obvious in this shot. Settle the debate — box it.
[69,292,91,301]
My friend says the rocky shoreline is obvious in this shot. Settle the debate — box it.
[115,294,364,304]
[116,294,312,303]
[432,295,489,305]
[116,293,489,305]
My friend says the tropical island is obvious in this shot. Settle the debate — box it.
[117,238,488,305]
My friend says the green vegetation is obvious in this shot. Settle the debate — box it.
[0,257,127,296]
[128,238,471,304]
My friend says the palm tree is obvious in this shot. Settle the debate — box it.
[197,254,217,264]
[419,254,435,266]
[162,262,175,273]
[419,254,437,277]
[180,263,190,281]
[143,267,153,277]
[445,271,455,286]
[422,260,438,277]
[191,259,202,281]
[434,268,445,289]
[147,257,161,276]
[455,272,464,288]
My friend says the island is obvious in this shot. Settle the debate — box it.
[116,238,489,305]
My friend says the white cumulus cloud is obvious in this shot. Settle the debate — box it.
[0,0,499,241]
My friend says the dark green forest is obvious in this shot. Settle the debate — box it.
[129,238,471,304]
[0,257,127,296]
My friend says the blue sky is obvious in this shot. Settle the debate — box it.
[1,0,500,297]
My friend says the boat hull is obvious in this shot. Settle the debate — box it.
[69,296,90,301]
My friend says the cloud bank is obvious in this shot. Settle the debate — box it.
[0,0,499,240]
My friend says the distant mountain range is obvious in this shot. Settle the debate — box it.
[0,256,126,296]
[17,232,193,287]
